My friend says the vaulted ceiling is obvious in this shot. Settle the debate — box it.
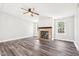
[0,3,77,22]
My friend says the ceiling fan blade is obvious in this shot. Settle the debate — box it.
[21,8,28,11]
[23,12,29,14]
[34,12,39,15]
[31,11,39,15]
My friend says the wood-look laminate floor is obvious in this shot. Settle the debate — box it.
[0,37,79,56]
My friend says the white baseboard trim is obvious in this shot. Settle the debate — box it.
[54,38,74,42]
[74,41,79,51]
[0,36,33,43]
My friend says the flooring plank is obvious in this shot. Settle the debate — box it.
[0,37,79,56]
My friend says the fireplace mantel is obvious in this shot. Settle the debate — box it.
[38,27,52,29]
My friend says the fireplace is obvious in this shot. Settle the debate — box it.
[38,27,52,41]
[40,31,49,39]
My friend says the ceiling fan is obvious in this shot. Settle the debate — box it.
[21,8,39,17]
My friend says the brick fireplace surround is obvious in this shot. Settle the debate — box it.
[38,27,52,41]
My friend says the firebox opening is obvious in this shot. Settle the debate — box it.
[40,31,49,39]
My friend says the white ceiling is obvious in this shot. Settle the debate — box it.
[23,3,77,19]
[0,3,77,21]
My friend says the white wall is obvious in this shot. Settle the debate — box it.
[33,23,38,36]
[74,4,79,51]
[0,11,34,42]
[38,16,53,27]
[54,16,74,42]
